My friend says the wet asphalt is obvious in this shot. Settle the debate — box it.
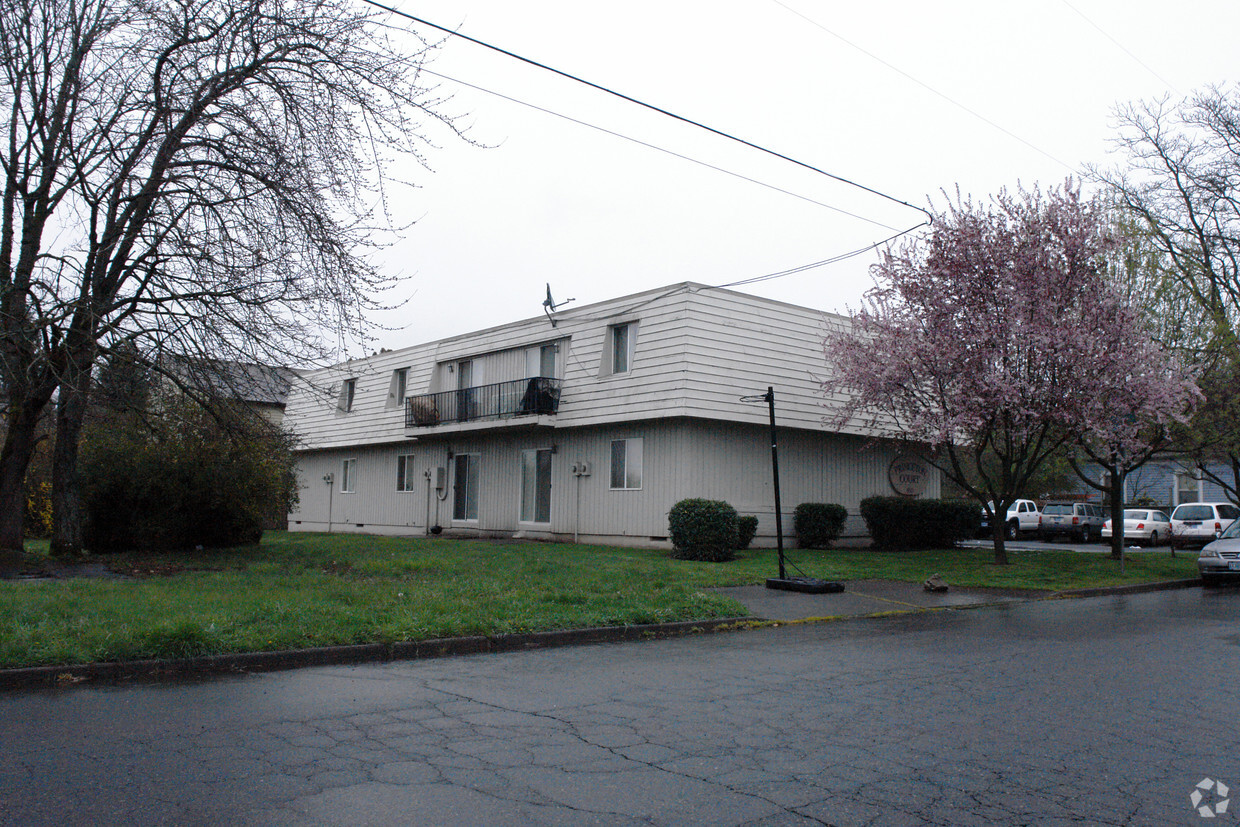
[2,585,1238,826]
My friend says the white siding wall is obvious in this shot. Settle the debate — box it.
[288,419,939,546]
[284,283,883,453]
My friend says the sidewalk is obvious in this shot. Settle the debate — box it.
[713,578,1040,622]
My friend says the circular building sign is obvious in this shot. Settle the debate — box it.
[888,455,930,498]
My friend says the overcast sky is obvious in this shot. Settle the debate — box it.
[356,0,1239,354]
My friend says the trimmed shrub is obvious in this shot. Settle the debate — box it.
[737,515,759,550]
[860,496,980,550]
[794,503,848,549]
[668,499,739,562]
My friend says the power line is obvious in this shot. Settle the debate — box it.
[769,0,1080,175]
[419,68,900,232]
[712,228,909,289]
[360,0,931,226]
[1059,0,1178,95]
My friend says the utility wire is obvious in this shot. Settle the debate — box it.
[713,227,909,289]
[361,0,931,225]
[769,0,1079,175]
[419,67,900,232]
[1059,0,1178,95]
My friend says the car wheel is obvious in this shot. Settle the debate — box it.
[1006,520,1018,540]
[1149,531,1159,546]
[1080,526,1092,543]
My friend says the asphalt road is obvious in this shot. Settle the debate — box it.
[2,587,1238,826]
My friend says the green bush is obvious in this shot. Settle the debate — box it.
[81,397,295,553]
[794,503,849,549]
[668,499,739,562]
[859,496,980,550]
[737,515,759,549]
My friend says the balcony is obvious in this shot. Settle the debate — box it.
[405,377,562,428]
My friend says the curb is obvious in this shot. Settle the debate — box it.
[0,617,759,691]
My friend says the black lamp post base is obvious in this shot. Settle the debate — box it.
[765,577,845,594]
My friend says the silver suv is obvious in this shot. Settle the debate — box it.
[1040,501,1106,543]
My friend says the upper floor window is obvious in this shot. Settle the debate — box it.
[396,453,416,492]
[339,378,357,412]
[610,323,633,374]
[341,457,357,493]
[526,343,558,378]
[387,368,409,410]
[610,438,643,490]
[394,368,407,402]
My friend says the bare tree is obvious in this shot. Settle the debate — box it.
[0,0,462,562]
[1095,86,1240,510]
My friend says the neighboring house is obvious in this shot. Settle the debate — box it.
[161,357,300,427]
[282,282,940,547]
[1069,459,1239,510]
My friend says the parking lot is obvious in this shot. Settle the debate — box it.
[961,535,1182,554]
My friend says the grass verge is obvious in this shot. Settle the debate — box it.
[0,532,1200,669]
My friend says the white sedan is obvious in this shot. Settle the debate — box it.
[1101,509,1172,546]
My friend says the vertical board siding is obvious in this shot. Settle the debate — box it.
[288,419,940,545]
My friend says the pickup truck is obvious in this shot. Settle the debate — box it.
[979,499,1041,539]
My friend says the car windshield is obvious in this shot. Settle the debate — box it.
[1042,505,1071,515]
[1219,520,1240,540]
[1123,510,1149,520]
[1173,505,1214,521]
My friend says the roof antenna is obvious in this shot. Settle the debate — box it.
[542,283,575,327]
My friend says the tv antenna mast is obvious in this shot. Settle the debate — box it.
[542,283,575,327]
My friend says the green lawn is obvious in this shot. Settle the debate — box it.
[0,532,1201,669]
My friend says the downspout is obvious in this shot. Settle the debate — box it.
[424,469,432,536]
[574,469,582,544]
[323,472,335,533]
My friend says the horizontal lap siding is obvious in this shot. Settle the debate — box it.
[285,283,884,454]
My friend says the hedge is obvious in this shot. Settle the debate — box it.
[859,496,980,550]
[794,503,848,549]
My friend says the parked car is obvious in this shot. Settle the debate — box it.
[979,499,1041,540]
[1170,502,1240,550]
[1100,509,1172,546]
[1039,501,1106,543]
[1198,520,1240,585]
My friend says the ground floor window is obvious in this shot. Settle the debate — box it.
[453,453,480,520]
[396,453,416,492]
[341,458,357,493]
[521,448,552,523]
[610,438,643,490]
[1175,469,1202,505]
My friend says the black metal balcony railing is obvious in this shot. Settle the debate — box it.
[405,377,562,428]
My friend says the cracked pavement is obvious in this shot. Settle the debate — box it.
[2,587,1238,826]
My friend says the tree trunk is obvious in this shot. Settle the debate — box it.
[0,402,44,562]
[991,520,1009,566]
[1108,474,1126,561]
[50,350,95,559]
